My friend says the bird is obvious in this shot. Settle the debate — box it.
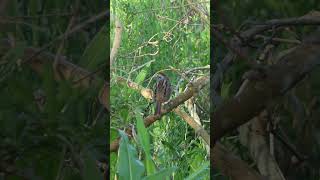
[153,72,171,115]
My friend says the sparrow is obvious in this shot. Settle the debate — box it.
[153,72,171,115]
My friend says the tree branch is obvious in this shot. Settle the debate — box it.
[110,76,209,152]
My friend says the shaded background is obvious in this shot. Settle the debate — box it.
[213,0,320,180]
[0,0,108,179]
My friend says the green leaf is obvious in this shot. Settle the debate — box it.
[82,151,103,180]
[135,110,156,175]
[136,110,150,154]
[184,161,209,180]
[135,69,147,85]
[80,24,109,69]
[142,167,177,180]
[134,61,151,84]
[221,82,232,99]
[117,130,144,180]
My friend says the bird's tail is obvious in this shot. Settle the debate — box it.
[155,102,161,115]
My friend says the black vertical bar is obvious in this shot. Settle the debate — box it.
[210,0,215,179]
[105,0,110,179]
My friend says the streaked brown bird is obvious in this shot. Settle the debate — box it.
[154,72,171,115]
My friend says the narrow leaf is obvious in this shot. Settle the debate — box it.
[117,130,144,180]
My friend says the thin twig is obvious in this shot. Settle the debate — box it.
[133,1,209,15]
[110,76,209,152]
[22,10,108,64]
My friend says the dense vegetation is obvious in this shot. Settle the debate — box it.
[0,1,107,179]
[3,1,319,180]
[110,0,210,179]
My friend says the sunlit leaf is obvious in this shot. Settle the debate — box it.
[117,130,144,180]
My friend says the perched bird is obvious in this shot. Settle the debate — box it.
[153,72,171,115]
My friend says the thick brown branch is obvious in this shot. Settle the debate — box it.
[243,16,320,41]
[212,142,265,180]
[212,13,320,107]
[110,14,122,66]
[212,32,320,145]
[174,108,210,145]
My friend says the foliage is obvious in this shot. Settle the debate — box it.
[110,0,210,179]
[214,1,320,179]
[0,0,107,179]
